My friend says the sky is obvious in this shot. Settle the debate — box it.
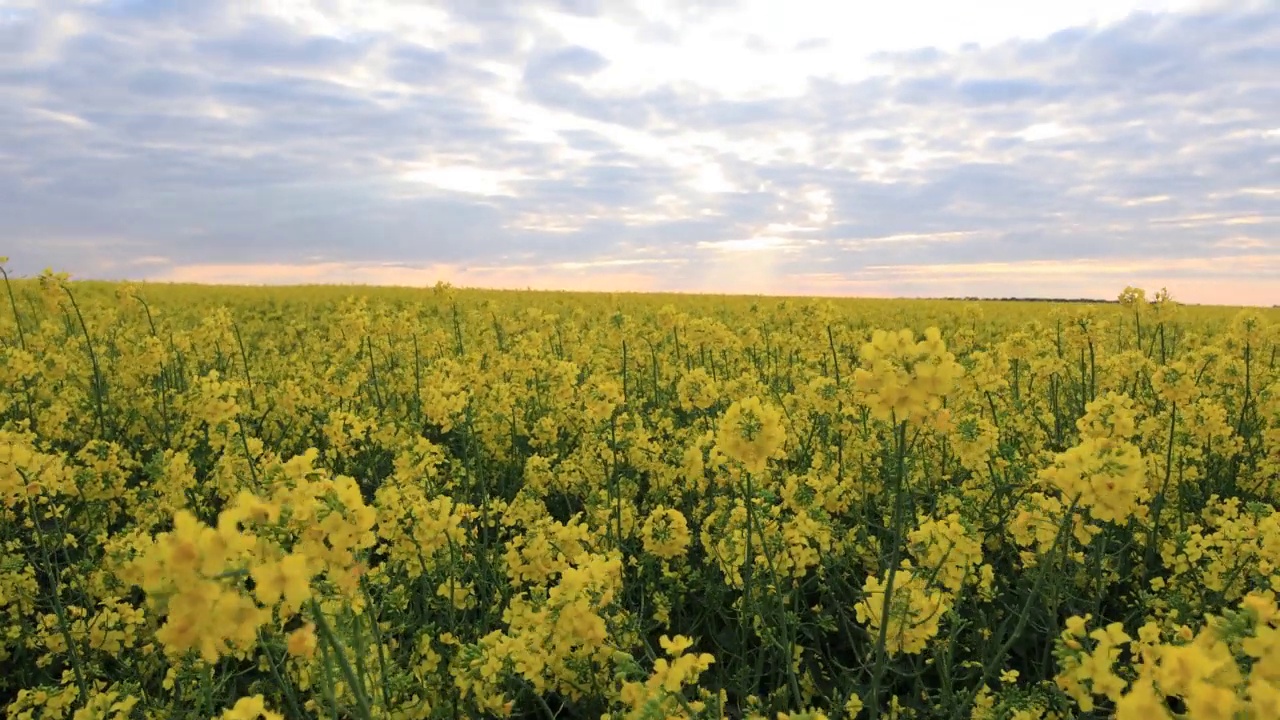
[1,0,1278,305]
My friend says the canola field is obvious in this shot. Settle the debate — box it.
[2,266,1280,720]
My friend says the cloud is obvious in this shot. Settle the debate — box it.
[527,45,610,78]
[955,78,1061,105]
[1,0,1277,305]
[384,44,451,85]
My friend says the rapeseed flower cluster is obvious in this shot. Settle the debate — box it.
[715,396,787,474]
[853,327,964,424]
[0,266,1276,720]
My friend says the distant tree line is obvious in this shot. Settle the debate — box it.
[940,297,1117,304]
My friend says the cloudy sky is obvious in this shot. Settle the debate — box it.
[2,0,1278,304]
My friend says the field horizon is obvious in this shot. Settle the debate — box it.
[8,273,1280,312]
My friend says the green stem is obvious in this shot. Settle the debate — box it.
[1144,402,1178,581]
[25,493,90,707]
[0,264,37,428]
[62,284,109,439]
[311,600,374,720]
[869,418,909,720]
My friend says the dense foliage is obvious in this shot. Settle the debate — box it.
[2,262,1279,720]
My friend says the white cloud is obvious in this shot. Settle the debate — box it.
[2,0,1278,305]
[400,163,526,197]
[539,0,1223,99]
